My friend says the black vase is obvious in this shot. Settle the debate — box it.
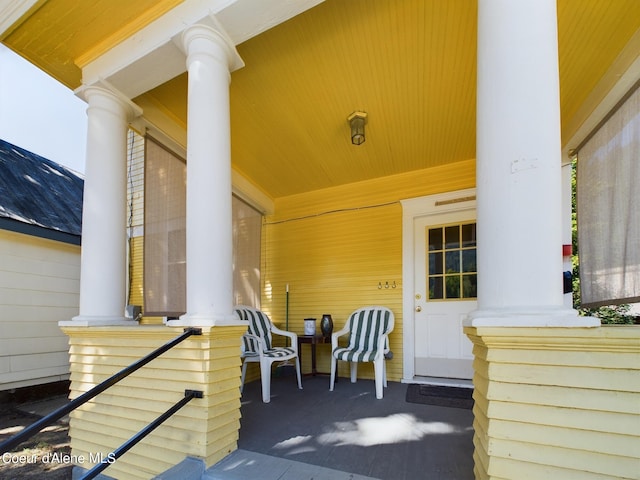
[320,314,333,337]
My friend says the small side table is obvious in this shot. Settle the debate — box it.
[297,334,331,376]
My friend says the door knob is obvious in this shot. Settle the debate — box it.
[415,306,422,312]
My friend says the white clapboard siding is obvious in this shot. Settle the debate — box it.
[0,230,79,390]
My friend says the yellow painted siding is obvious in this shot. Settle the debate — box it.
[264,159,476,381]
[270,159,475,222]
[128,236,144,312]
[61,325,245,479]
[0,230,79,390]
[264,203,402,380]
[465,325,640,480]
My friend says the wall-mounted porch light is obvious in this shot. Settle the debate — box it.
[347,111,367,145]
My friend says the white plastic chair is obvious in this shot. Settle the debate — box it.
[330,306,394,399]
[235,306,302,403]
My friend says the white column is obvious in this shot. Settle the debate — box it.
[172,23,242,326]
[470,0,587,326]
[70,86,140,325]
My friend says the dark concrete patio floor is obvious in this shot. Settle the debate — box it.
[224,373,475,480]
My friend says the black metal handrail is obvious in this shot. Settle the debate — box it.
[0,327,202,454]
[80,389,203,480]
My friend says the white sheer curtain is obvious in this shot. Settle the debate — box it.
[577,86,640,307]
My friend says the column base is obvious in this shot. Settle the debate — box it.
[60,324,247,478]
[60,316,134,327]
[464,307,600,327]
[168,312,243,327]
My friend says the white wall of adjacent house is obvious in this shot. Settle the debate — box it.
[0,229,79,390]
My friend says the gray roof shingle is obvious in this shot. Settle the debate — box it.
[0,138,83,242]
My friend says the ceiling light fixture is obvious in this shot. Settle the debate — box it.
[347,111,367,145]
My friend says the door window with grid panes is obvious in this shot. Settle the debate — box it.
[427,222,477,300]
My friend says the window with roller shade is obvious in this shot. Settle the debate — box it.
[143,136,262,316]
[144,137,186,316]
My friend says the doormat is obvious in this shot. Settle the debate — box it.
[406,384,474,409]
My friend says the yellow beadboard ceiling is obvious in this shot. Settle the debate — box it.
[3,0,640,199]
[1,0,183,89]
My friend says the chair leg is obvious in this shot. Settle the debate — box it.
[374,358,384,399]
[295,356,303,390]
[330,356,337,391]
[260,360,272,403]
[350,362,358,383]
[383,359,388,388]
[240,361,248,393]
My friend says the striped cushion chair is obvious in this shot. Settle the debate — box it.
[235,306,302,403]
[330,306,394,399]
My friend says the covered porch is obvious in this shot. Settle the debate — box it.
[1,1,639,479]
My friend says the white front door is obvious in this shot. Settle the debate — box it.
[413,210,476,379]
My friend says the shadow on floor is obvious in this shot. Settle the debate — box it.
[236,375,475,480]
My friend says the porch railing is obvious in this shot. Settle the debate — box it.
[0,327,203,471]
[80,389,203,480]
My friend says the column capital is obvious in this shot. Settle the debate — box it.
[181,21,244,73]
[75,83,142,121]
